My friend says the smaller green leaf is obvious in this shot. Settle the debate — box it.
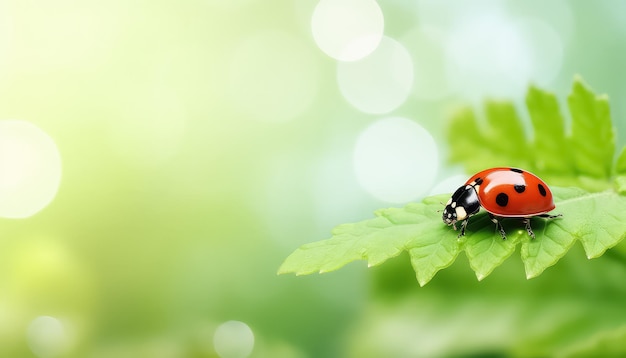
[446,107,492,174]
[567,77,614,178]
[447,77,616,192]
[526,85,572,174]
[616,176,626,195]
[483,100,530,168]
[615,146,626,175]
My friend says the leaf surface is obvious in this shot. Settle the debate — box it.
[280,77,626,285]
[568,77,614,178]
[279,187,626,285]
[448,77,615,192]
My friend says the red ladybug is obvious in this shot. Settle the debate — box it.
[442,167,561,239]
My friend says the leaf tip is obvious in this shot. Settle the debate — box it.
[526,272,538,280]
[416,274,429,287]
[572,74,590,90]
[476,272,486,281]
[276,265,289,276]
[573,73,584,83]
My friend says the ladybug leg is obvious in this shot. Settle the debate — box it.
[523,213,561,239]
[488,213,507,240]
[537,213,563,220]
[522,218,535,239]
[458,219,469,237]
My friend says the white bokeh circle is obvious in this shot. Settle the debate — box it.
[311,0,384,61]
[517,18,564,86]
[445,11,531,99]
[444,10,564,99]
[338,36,413,114]
[354,117,439,203]
[27,316,68,358]
[213,320,255,358]
[427,173,468,196]
[0,120,62,218]
[401,27,453,101]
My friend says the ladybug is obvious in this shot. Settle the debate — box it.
[442,167,561,239]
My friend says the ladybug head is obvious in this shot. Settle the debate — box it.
[442,185,480,226]
[442,203,459,226]
[442,200,464,226]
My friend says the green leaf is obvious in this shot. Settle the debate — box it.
[464,214,521,281]
[483,100,531,169]
[568,76,615,178]
[521,187,626,278]
[448,77,615,192]
[278,187,626,285]
[526,85,572,175]
[278,195,459,286]
[616,175,626,195]
[615,146,626,175]
[280,77,626,285]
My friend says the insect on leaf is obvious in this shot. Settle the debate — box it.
[279,187,626,284]
[279,77,626,285]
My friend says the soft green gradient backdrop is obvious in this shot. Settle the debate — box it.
[1,1,626,357]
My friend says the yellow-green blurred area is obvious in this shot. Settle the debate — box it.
[1,0,626,357]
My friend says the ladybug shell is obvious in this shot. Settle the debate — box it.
[466,167,555,217]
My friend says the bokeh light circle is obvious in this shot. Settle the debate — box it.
[445,11,532,99]
[416,0,506,29]
[311,0,384,61]
[229,31,319,122]
[508,0,574,44]
[444,11,564,99]
[27,316,68,358]
[401,27,452,101]
[213,320,255,358]
[0,120,62,218]
[428,173,468,196]
[354,117,439,203]
[517,18,564,85]
[338,36,413,114]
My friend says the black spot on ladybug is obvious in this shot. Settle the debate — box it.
[538,183,547,197]
[514,184,526,193]
[495,193,509,207]
[475,177,483,185]
[510,168,523,173]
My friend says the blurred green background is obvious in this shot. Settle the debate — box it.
[1,0,626,357]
